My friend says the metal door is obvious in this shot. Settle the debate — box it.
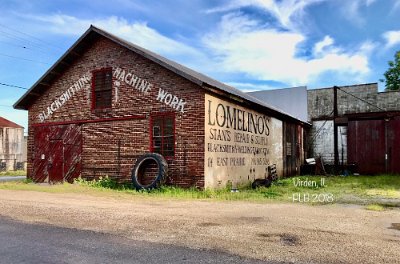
[348,120,385,174]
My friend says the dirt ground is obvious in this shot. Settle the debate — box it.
[0,189,399,264]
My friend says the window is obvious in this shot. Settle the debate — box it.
[92,68,112,109]
[150,113,175,158]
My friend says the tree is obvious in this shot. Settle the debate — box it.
[381,50,400,91]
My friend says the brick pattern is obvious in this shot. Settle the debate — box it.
[27,36,205,188]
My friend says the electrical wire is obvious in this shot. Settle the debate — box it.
[0,39,59,57]
[0,29,56,55]
[0,52,51,65]
[310,109,334,142]
[337,87,386,112]
[0,82,28,90]
[0,23,64,52]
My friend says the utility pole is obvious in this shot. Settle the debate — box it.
[333,86,339,174]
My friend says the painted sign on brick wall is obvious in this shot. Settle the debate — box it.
[37,66,188,122]
[204,94,283,189]
[38,75,91,122]
[113,66,186,113]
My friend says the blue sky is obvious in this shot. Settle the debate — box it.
[1,0,400,130]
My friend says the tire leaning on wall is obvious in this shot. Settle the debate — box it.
[131,153,168,190]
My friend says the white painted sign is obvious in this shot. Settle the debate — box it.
[37,66,188,122]
[38,75,91,122]
[113,67,187,113]
[113,67,152,95]
[204,94,283,189]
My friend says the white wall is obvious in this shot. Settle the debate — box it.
[0,127,25,170]
[310,121,347,164]
[204,94,283,189]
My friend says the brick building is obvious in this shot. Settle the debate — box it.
[14,26,308,188]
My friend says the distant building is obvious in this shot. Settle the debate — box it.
[307,83,400,174]
[251,83,400,175]
[0,116,26,171]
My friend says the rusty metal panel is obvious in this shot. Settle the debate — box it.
[348,120,385,174]
[283,122,302,177]
[33,124,82,183]
[387,117,400,174]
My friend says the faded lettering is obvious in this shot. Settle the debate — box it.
[157,88,186,113]
[38,74,91,122]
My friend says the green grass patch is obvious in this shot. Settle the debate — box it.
[365,204,386,211]
[0,175,399,206]
[0,170,26,177]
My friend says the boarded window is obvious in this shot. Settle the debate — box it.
[151,113,175,158]
[92,68,112,109]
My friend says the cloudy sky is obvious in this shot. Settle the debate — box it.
[1,0,400,130]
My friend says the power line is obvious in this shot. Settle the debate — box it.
[0,29,56,55]
[310,109,334,143]
[0,23,64,52]
[0,39,58,57]
[0,52,51,65]
[337,87,386,112]
[0,82,28,90]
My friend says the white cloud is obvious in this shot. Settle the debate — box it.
[382,30,400,49]
[313,35,334,55]
[19,11,373,89]
[24,14,202,59]
[202,13,371,86]
[339,0,376,26]
[395,0,400,10]
[225,82,277,92]
[206,0,324,31]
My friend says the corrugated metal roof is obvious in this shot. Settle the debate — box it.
[14,25,308,125]
[248,86,308,123]
[0,116,23,128]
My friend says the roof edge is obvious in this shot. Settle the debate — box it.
[14,25,309,125]
[13,25,97,110]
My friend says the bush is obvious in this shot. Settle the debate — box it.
[74,176,120,189]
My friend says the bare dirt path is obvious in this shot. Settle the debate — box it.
[0,189,399,264]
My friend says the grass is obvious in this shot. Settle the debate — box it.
[365,204,385,211]
[0,175,399,207]
[0,170,26,177]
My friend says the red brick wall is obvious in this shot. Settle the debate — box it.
[27,36,205,188]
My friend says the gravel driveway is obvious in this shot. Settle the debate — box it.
[0,189,399,264]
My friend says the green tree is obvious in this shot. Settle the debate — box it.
[381,50,400,91]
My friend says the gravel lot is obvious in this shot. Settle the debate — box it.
[0,189,399,264]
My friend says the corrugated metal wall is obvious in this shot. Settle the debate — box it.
[283,122,303,177]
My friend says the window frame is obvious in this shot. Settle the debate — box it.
[149,112,176,159]
[91,67,113,110]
